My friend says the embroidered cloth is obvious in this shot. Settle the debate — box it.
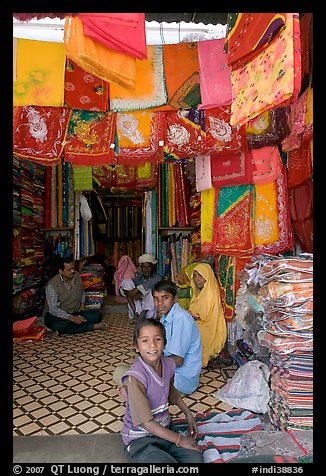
[230,13,301,127]
[205,106,247,156]
[211,152,254,188]
[14,38,66,106]
[225,13,286,70]
[64,110,116,166]
[246,107,290,149]
[155,42,201,110]
[109,45,167,111]
[116,110,165,165]
[64,59,109,112]
[164,109,206,160]
[250,146,283,185]
[254,166,294,255]
[213,184,255,257]
[13,106,71,165]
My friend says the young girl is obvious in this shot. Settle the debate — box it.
[120,318,203,463]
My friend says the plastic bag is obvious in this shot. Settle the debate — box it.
[79,194,92,221]
[213,360,270,413]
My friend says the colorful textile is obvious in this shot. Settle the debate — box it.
[213,184,255,257]
[246,107,290,149]
[254,166,294,255]
[197,39,232,109]
[211,152,254,188]
[204,106,247,156]
[64,109,116,166]
[281,89,308,152]
[172,408,262,463]
[73,166,93,191]
[109,46,167,111]
[13,106,71,166]
[156,42,201,110]
[230,13,301,126]
[116,110,165,165]
[289,179,313,253]
[64,16,136,89]
[64,59,109,112]
[287,140,312,187]
[164,109,206,160]
[188,263,227,367]
[200,187,216,255]
[195,155,212,192]
[114,255,138,296]
[13,38,66,107]
[78,13,147,60]
[250,146,283,185]
[225,13,286,69]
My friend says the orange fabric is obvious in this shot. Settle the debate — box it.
[64,16,136,89]
[109,45,167,111]
[154,42,201,110]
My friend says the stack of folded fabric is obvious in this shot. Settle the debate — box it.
[256,254,313,431]
[80,263,106,310]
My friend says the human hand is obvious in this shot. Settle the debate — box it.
[69,315,87,324]
[179,435,202,452]
[117,386,128,402]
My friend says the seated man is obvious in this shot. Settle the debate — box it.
[120,254,162,320]
[152,279,202,395]
[44,256,107,335]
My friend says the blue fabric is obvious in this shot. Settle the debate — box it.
[161,303,202,395]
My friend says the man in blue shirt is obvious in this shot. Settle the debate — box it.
[152,280,202,395]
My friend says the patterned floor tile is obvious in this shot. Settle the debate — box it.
[13,312,236,436]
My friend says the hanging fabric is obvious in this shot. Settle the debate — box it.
[13,38,66,107]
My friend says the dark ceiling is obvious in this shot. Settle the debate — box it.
[145,13,228,25]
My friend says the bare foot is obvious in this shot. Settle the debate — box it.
[93,322,108,331]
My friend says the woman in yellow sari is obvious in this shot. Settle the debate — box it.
[188,263,227,368]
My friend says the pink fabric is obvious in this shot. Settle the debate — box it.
[195,155,212,192]
[197,39,232,109]
[249,146,283,185]
[114,255,138,296]
[78,13,147,60]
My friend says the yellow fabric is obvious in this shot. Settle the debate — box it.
[137,162,151,179]
[188,263,227,368]
[13,38,66,106]
[200,187,215,246]
[254,181,279,246]
[64,16,136,89]
[109,45,167,111]
[176,263,198,310]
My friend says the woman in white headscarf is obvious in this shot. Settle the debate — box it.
[120,254,162,320]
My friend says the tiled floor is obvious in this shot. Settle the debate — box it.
[13,310,236,437]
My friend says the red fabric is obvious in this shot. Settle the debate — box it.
[249,146,283,185]
[64,111,116,166]
[13,106,71,166]
[226,13,286,69]
[254,166,294,255]
[164,110,206,159]
[204,106,247,156]
[64,59,109,112]
[287,140,312,187]
[211,152,254,188]
[289,179,313,253]
[78,13,147,60]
